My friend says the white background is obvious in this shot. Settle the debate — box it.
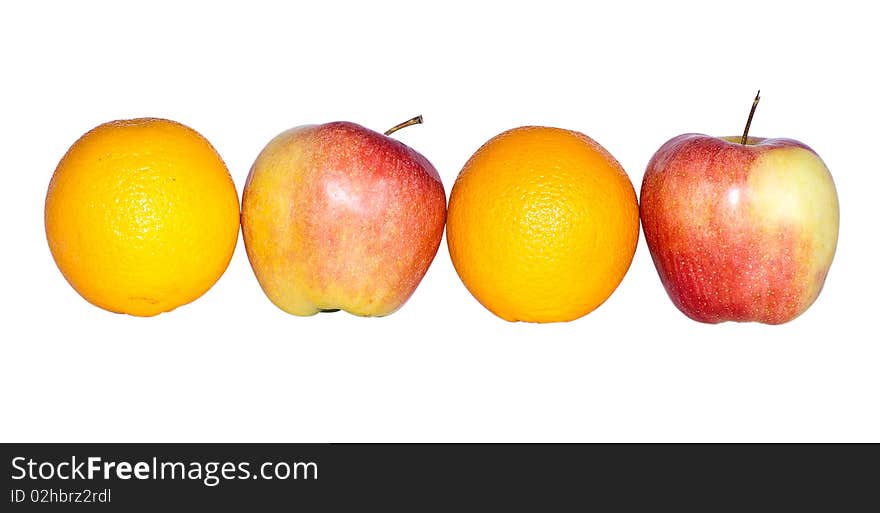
[1,1,877,442]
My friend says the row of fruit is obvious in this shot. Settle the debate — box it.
[44,95,839,325]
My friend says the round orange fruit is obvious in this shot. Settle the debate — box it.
[45,118,240,316]
[446,126,639,322]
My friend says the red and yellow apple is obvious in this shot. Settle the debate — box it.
[640,134,839,324]
[241,118,446,317]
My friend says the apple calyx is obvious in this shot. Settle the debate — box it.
[740,90,761,145]
[384,115,423,136]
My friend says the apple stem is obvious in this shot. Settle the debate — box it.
[741,90,761,145]
[384,115,423,136]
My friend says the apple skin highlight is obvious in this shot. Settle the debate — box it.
[241,121,447,317]
[640,134,839,324]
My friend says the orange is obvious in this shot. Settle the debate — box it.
[446,126,639,322]
[45,118,240,316]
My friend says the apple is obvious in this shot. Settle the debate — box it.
[241,116,446,317]
[640,95,839,324]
